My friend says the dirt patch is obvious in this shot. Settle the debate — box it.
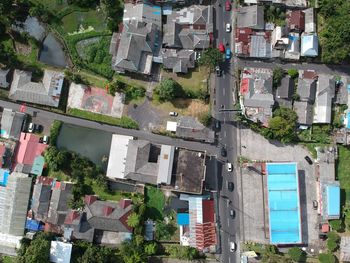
[153,99,209,118]
[15,42,32,55]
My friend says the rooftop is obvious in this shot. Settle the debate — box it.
[0,108,26,140]
[50,241,72,263]
[237,5,264,30]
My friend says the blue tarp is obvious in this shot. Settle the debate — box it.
[347,112,350,129]
[0,169,10,187]
[327,185,340,217]
[25,219,44,231]
[177,213,190,225]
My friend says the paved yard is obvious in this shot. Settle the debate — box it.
[239,128,319,246]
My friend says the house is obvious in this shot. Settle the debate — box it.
[296,70,317,103]
[293,101,313,127]
[340,236,350,262]
[122,3,162,28]
[160,49,195,74]
[249,34,272,58]
[301,34,318,57]
[284,33,300,60]
[14,132,48,174]
[0,108,26,140]
[237,5,264,30]
[64,196,133,245]
[163,5,213,50]
[0,141,16,169]
[313,74,335,124]
[276,76,294,108]
[240,67,274,126]
[50,241,72,263]
[287,10,305,32]
[243,0,307,8]
[271,26,289,50]
[31,176,54,221]
[175,116,215,143]
[9,69,64,107]
[179,195,216,252]
[303,8,315,34]
[46,181,74,232]
[0,69,10,88]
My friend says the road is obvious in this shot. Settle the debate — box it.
[213,0,241,262]
[0,99,218,155]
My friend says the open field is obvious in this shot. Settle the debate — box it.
[62,10,107,33]
[337,146,350,204]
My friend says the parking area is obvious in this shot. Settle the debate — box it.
[240,128,319,246]
[30,111,54,136]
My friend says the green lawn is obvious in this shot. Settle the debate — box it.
[337,146,350,204]
[79,70,109,88]
[145,186,165,221]
[31,0,67,12]
[68,108,139,129]
[62,10,107,33]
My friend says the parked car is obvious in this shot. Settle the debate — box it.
[28,123,36,133]
[225,0,231,11]
[221,147,227,157]
[228,182,234,191]
[215,120,221,131]
[42,135,49,145]
[230,242,236,252]
[305,156,313,165]
[218,42,225,53]
[226,162,233,172]
[225,48,231,59]
[226,23,231,33]
[230,209,236,219]
[313,200,318,210]
[169,112,178,117]
[216,66,222,77]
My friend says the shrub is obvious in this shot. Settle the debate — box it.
[287,68,299,79]
[49,120,63,146]
[318,253,336,263]
[125,86,146,103]
[288,247,306,262]
[198,111,212,127]
[329,219,343,232]
[165,245,200,260]
[155,79,183,102]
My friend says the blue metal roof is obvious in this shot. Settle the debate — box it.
[327,185,340,217]
[177,213,189,225]
[0,169,10,187]
[347,112,350,129]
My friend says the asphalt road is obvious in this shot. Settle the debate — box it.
[0,99,219,155]
[213,1,241,262]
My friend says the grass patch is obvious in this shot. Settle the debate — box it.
[78,70,109,88]
[47,169,70,181]
[1,256,16,263]
[145,186,165,221]
[68,108,139,129]
[31,0,68,12]
[61,10,107,33]
[337,146,350,192]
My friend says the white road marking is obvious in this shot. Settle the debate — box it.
[223,88,225,95]
[224,131,227,137]
[229,256,231,263]
[223,73,226,79]
[224,117,226,123]
[227,219,230,227]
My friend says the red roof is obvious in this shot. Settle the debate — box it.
[119,210,133,231]
[120,199,132,209]
[288,10,305,31]
[322,223,330,233]
[195,199,216,250]
[103,206,114,216]
[240,78,250,94]
[15,132,48,166]
[202,200,215,223]
[64,210,81,224]
[85,195,97,205]
[0,145,5,168]
[236,28,253,44]
[36,176,54,186]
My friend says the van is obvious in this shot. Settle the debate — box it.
[230,242,236,252]
[226,162,233,172]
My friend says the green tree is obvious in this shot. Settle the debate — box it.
[156,78,183,102]
[287,68,299,79]
[108,80,126,96]
[288,247,306,262]
[134,235,145,247]
[44,146,60,171]
[329,219,343,232]
[77,244,117,263]
[273,67,285,88]
[22,232,51,263]
[268,107,298,143]
[198,111,212,127]
[165,245,200,260]
[144,242,158,256]
[198,48,223,69]
[155,221,177,240]
[127,212,140,228]
[318,253,336,263]
[120,240,147,263]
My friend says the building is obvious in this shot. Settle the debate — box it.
[301,34,318,57]
[31,176,54,221]
[175,116,215,143]
[178,195,216,252]
[303,8,315,34]
[160,49,195,74]
[50,241,72,263]
[321,182,340,220]
[287,10,305,32]
[266,163,302,244]
[0,108,26,140]
[243,0,307,7]
[237,5,264,30]
[9,69,64,107]
[271,26,289,50]
[240,67,274,126]
[284,33,300,60]
[275,76,294,108]
[313,74,335,124]
[249,34,272,58]
[64,196,133,245]
[0,69,10,88]
[340,236,350,262]
[14,132,48,174]
[297,70,317,103]
[122,3,162,28]
[293,101,313,127]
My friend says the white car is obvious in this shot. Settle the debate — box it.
[169,112,178,117]
[28,123,35,133]
[226,23,231,33]
[230,242,236,252]
[226,162,233,172]
[42,135,49,145]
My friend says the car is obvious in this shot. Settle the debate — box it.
[230,209,236,219]
[218,42,225,53]
[216,66,222,77]
[225,48,231,59]
[215,120,221,131]
[305,156,313,165]
[313,200,318,210]
[226,23,231,33]
[169,112,178,117]
[28,123,36,133]
[230,242,236,252]
[228,182,234,191]
[220,104,225,109]
[226,162,233,172]
[225,0,231,11]
[42,135,49,145]
[221,147,227,157]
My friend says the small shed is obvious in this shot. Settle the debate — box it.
[50,241,72,263]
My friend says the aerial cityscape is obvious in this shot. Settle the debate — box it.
[0,0,349,262]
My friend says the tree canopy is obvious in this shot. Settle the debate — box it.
[17,232,52,263]
[272,67,285,89]
[155,78,183,102]
[267,107,298,143]
[198,48,223,69]
[288,247,306,262]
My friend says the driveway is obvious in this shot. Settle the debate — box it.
[239,128,319,246]
[126,98,167,131]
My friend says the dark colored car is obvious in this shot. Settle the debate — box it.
[313,200,318,210]
[228,182,234,192]
[221,147,227,157]
[230,209,236,219]
[305,156,313,165]
[216,66,222,77]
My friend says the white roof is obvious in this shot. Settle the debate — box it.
[106,134,133,180]
[301,34,318,57]
[157,145,175,185]
[166,121,177,132]
[50,241,72,263]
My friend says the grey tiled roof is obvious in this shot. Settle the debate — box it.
[276,76,294,99]
[0,108,26,140]
[176,116,215,143]
[32,183,52,221]
[237,5,264,30]
[293,101,313,125]
[9,69,64,107]
[297,77,317,102]
[161,49,195,74]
